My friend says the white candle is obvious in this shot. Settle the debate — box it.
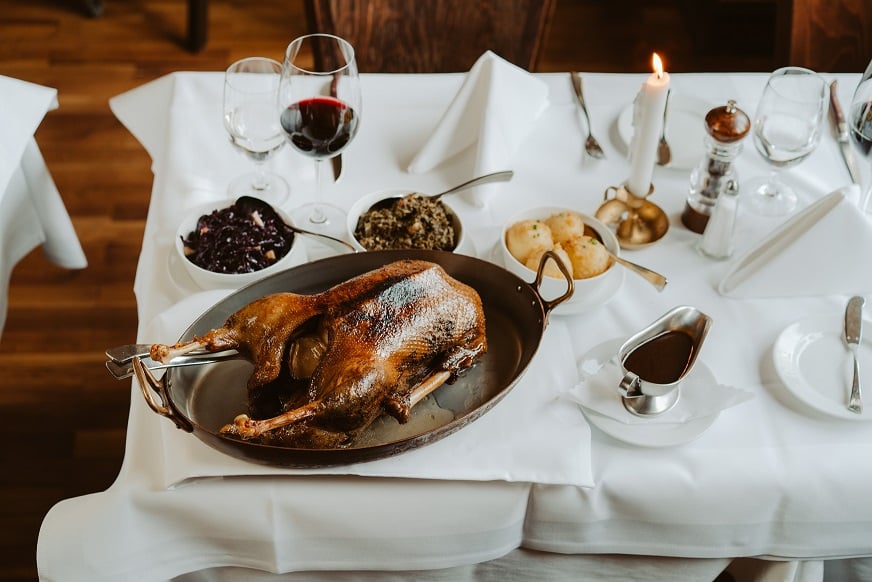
[627,53,670,197]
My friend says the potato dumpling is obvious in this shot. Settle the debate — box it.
[545,211,587,245]
[524,245,573,279]
[505,219,554,264]
[563,235,611,279]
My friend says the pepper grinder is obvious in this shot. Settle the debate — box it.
[681,100,750,234]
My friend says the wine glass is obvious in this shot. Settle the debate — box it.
[849,58,872,211]
[278,33,361,236]
[746,67,829,216]
[223,57,289,205]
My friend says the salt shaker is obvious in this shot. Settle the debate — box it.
[681,100,750,234]
[698,178,739,259]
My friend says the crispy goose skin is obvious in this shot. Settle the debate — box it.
[149,260,487,447]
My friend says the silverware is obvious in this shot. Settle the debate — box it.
[106,349,245,380]
[609,251,668,291]
[829,80,863,185]
[656,89,672,166]
[569,72,606,160]
[586,228,667,291]
[105,343,152,364]
[845,295,865,414]
[289,223,356,252]
[236,195,356,253]
[329,73,343,181]
[368,170,513,211]
[330,151,342,181]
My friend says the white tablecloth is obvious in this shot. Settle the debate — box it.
[37,71,872,581]
[0,76,87,337]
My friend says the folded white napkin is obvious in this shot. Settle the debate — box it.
[569,352,752,426]
[139,289,593,488]
[0,77,86,336]
[720,186,872,298]
[0,75,58,192]
[407,51,549,207]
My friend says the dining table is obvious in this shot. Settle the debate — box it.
[0,75,88,338]
[36,64,872,581]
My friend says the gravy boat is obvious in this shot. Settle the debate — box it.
[618,305,712,416]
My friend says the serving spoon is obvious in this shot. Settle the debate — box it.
[368,170,514,211]
[587,228,668,291]
[606,247,667,291]
[236,196,356,253]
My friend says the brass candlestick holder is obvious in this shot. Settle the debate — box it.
[594,183,669,249]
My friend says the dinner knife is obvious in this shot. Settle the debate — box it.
[329,73,343,181]
[829,80,863,185]
[845,295,865,414]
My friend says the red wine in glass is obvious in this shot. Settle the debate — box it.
[279,34,361,237]
[280,97,358,158]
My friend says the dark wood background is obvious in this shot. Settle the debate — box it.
[0,0,862,578]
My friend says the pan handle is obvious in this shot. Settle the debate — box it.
[534,250,575,315]
[131,356,194,432]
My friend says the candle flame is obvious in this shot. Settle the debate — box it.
[652,53,664,79]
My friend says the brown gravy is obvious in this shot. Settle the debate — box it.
[623,330,694,384]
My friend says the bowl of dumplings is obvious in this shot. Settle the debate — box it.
[498,206,624,314]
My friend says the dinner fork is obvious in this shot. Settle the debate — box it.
[570,72,606,160]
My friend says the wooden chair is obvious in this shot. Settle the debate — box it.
[85,0,208,52]
[776,0,872,72]
[302,0,556,73]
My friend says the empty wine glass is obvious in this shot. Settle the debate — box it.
[849,58,872,210]
[746,67,829,216]
[278,34,361,236]
[223,57,289,205]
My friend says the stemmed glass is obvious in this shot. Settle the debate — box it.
[746,66,829,216]
[278,34,361,236]
[849,58,872,210]
[223,57,289,205]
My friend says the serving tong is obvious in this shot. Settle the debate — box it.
[105,344,244,380]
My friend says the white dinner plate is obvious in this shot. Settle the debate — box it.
[617,93,713,170]
[773,314,872,421]
[577,338,718,447]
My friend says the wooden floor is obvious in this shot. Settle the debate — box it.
[0,0,779,579]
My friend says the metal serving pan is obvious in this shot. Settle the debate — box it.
[129,249,572,467]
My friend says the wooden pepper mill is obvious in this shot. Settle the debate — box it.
[681,100,750,233]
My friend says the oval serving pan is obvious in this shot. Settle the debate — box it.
[132,249,572,468]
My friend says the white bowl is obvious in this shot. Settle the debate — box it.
[346,189,470,254]
[175,199,305,290]
[498,206,624,315]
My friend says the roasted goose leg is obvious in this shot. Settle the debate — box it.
[149,260,487,447]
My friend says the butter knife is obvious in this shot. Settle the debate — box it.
[329,73,342,181]
[829,80,863,185]
[845,295,865,414]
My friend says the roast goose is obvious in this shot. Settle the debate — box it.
[149,259,487,448]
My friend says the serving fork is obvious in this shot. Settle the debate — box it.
[105,344,244,380]
[570,72,606,160]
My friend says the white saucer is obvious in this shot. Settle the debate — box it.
[773,314,872,421]
[617,93,713,170]
[577,338,718,447]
